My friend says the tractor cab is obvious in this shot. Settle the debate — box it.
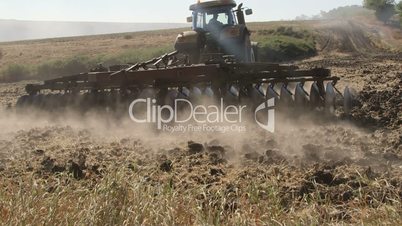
[190,2,238,33]
[175,0,255,64]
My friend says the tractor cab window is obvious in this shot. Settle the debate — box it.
[193,7,237,32]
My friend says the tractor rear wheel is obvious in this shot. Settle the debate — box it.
[243,35,253,63]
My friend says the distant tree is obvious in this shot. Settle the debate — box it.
[295,14,310,21]
[322,6,372,19]
[364,0,396,23]
[397,1,402,25]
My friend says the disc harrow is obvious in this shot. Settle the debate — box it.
[17,51,354,115]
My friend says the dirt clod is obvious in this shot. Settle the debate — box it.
[188,142,204,154]
[68,161,84,179]
[210,168,225,176]
[207,145,226,154]
[245,152,261,161]
[160,160,173,172]
[34,149,45,155]
[311,170,334,185]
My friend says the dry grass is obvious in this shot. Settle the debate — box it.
[0,29,184,81]
[0,118,400,225]
[1,166,401,225]
[0,28,185,74]
[0,29,180,82]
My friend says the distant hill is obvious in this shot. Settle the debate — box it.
[0,20,188,42]
[0,18,400,83]
[295,5,373,20]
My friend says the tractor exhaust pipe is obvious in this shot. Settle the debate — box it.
[236,3,245,25]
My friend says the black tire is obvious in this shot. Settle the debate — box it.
[16,95,30,108]
[243,35,253,63]
[32,94,45,109]
[251,43,259,62]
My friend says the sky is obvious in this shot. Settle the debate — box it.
[0,0,363,23]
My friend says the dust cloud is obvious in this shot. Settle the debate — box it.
[0,103,393,169]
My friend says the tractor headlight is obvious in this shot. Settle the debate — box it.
[176,31,198,44]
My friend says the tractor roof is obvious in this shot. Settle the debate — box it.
[189,0,237,11]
